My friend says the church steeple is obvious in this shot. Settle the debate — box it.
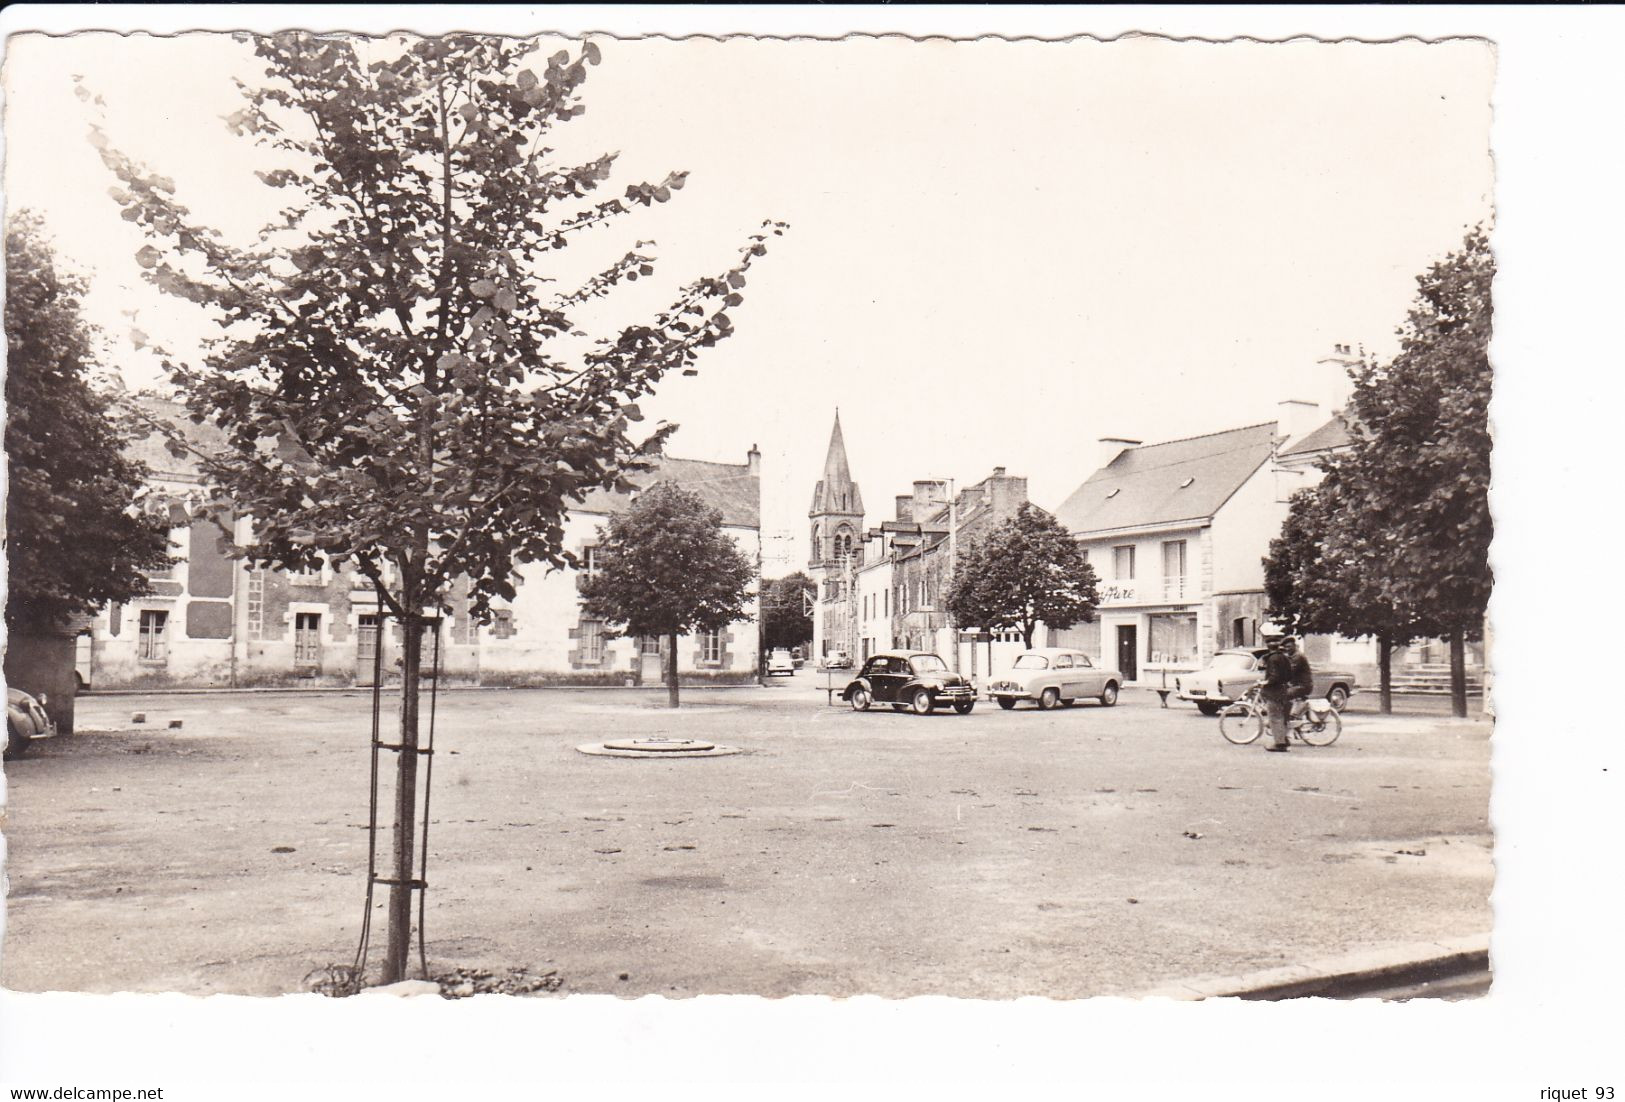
[809,410,864,517]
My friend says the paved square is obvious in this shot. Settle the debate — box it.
[1,674,1491,997]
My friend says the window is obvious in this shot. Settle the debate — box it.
[581,545,600,578]
[1148,612,1198,665]
[883,588,889,616]
[700,629,723,664]
[1076,654,1094,668]
[1161,540,1188,599]
[581,619,605,663]
[246,570,265,640]
[357,613,380,670]
[488,609,516,639]
[1113,545,1136,581]
[640,636,662,656]
[137,610,169,662]
[288,556,324,586]
[1232,617,1252,647]
[1052,654,1074,669]
[294,612,322,667]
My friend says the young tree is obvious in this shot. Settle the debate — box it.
[1329,228,1492,718]
[87,34,782,982]
[4,213,171,634]
[945,504,1098,649]
[578,482,756,708]
[760,572,814,653]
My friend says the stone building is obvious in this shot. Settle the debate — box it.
[81,400,762,689]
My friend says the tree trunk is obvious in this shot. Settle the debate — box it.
[383,612,421,984]
[1449,631,1468,718]
[1378,633,1393,715]
[666,630,680,709]
[1023,622,1035,650]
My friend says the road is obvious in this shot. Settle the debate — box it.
[1,669,1492,998]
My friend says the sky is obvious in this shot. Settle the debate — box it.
[1,31,1493,575]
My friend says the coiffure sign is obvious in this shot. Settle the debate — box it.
[1098,582,1138,605]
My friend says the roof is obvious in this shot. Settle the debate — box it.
[1053,422,1280,535]
[809,411,864,517]
[575,455,760,530]
[128,397,758,529]
[1278,412,1352,458]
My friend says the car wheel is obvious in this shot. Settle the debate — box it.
[997,697,1017,711]
[1099,683,1119,707]
[4,719,29,760]
[1326,685,1350,712]
[1038,687,1060,711]
[849,688,871,712]
[1196,701,1222,717]
[910,688,934,715]
[953,700,975,715]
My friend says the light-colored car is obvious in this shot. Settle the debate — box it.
[1175,648,1357,715]
[986,648,1121,710]
[822,651,852,670]
[6,687,58,758]
[767,649,795,676]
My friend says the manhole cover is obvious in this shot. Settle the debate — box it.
[603,737,716,753]
[577,737,745,759]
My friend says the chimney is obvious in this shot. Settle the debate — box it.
[1097,437,1141,470]
[912,479,944,517]
[1316,343,1363,412]
[746,443,761,476]
[895,495,914,522]
[991,466,1006,479]
[1276,399,1321,447]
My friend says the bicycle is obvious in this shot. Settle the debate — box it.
[1218,683,1342,747]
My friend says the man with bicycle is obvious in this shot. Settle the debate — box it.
[1260,634,1314,752]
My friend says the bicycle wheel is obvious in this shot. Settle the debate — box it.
[1219,704,1263,745]
[1297,708,1342,747]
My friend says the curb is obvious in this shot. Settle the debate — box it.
[1134,934,1490,1000]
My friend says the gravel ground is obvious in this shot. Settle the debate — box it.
[0,672,1492,998]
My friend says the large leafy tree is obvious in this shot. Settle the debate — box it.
[4,213,171,634]
[760,571,814,653]
[946,504,1098,649]
[86,33,781,982]
[1264,228,1490,717]
[1306,228,1491,717]
[579,482,756,708]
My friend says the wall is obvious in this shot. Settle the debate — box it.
[4,631,78,734]
[1208,461,1290,596]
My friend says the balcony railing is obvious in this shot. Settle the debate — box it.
[1160,575,1190,601]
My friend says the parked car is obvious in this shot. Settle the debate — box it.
[6,687,58,759]
[767,649,796,676]
[822,651,852,670]
[986,648,1122,710]
[843,651,976,715]
[1175,648,1356,715]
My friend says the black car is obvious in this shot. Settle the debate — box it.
[6,687,58,758]
[843,651,976,715]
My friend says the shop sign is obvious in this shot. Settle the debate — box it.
[1099,582,1138,605]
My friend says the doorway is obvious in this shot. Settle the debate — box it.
[356,613,379,686]
[1116,624,1138,682]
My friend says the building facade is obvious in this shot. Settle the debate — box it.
[83,401,763,689]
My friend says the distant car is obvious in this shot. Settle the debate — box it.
[767,649,795,676]
[986,648,1121,710]
[1175,648,1356,715]
[843,651,976,715]
[6,687,58,759]
[822,651,852,670]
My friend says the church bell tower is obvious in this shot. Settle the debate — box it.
[808,411,864,658]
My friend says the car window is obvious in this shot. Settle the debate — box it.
[1052,654,1073,669]
[910,654,948,674]
[863,658,886,676]
[1075,654,1094,668]
[1012,654,1049,670]
[1210,653,1256,672]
